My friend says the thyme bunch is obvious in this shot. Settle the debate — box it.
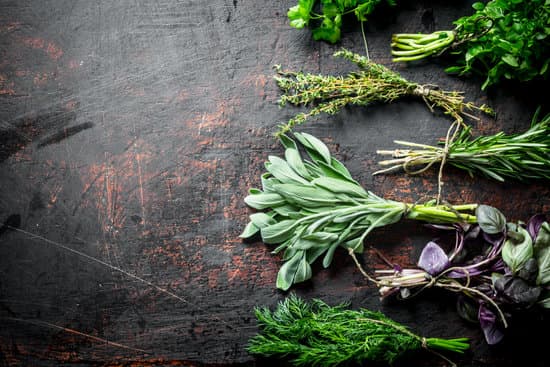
[240,131,478,290]
[375,109,550,182]
[248,294,470,366]
[275,49,492,136]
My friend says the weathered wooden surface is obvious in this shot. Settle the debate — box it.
[0,1,548,366]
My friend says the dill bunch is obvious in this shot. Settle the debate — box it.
[274,49,493,136]
[247,294,470,366]
[375,109,550,182]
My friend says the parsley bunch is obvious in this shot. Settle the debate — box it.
[391,0,550,89]
[288,0,396,43]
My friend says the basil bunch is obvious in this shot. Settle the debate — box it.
[375,205,550,344]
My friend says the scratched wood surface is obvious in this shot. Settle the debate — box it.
[0,1,549,366]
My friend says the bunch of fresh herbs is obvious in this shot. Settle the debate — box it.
[375,109,550,182]
[240,131,478,290]
[391,0,550,89]
[247,294,469,366]
[275,49,493,136]
[287,0,396,43]
[371,205,550,344]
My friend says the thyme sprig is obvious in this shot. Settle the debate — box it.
[241,131,478,290]
[375,109,550,182]
[275,49,493,136]
[248,294,470,366]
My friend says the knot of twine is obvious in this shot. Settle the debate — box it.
[413,85,433,97]
[421,337,428,349]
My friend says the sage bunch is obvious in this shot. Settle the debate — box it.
[275,49,493,136]
[240,131,478,290]
[248,294,469,366]
[375,109,550,182]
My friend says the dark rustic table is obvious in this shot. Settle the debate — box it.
[1,1,548,366]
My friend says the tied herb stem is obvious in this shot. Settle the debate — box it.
[375,109,550,182]
[275,49,493,136]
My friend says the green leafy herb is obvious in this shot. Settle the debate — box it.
[275,49,493,136]
[241,131,478,290]
[288,0,396,43]
[376,109,550,182]
[247,294,469,366]
[391,0,550,89]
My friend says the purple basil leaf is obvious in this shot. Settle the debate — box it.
[494,274,542,307]
[527,214,546,240]
[418,241,450,276]
[478,303,505,345]
[517,257,539,283]
[456,295,478,323]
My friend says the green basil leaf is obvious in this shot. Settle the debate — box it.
[534,222,550,284]
[476,205,506,234]
[502,226,533,273]
[261,219,298,244]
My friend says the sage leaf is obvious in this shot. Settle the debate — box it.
[312,176,368,197]
[261,220,298,244]
[249,212,276,229]
[534,222,550,284]
[476,205,506,234]
[322,243,339,268]
[240,221,259,239]
[502,226,533,273]
[266,156,309,185]
[244,191,286,210]
[276,251,306,291]
[294,132,331,165]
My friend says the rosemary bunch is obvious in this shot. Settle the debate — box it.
[240,131,478,290]
[375,109,550,182]
[275,49,492,136]
[391,0,550,89]
[248,294,470,366]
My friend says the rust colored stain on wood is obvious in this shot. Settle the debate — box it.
[0,1,549,367]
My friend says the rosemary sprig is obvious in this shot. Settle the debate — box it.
[248,294,470,366]
[241,131,478,290]
[375,109,550,182]
[274,49,493,136]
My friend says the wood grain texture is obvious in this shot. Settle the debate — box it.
[0,1,548,366]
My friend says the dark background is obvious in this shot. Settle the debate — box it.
[0,1,548,366]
